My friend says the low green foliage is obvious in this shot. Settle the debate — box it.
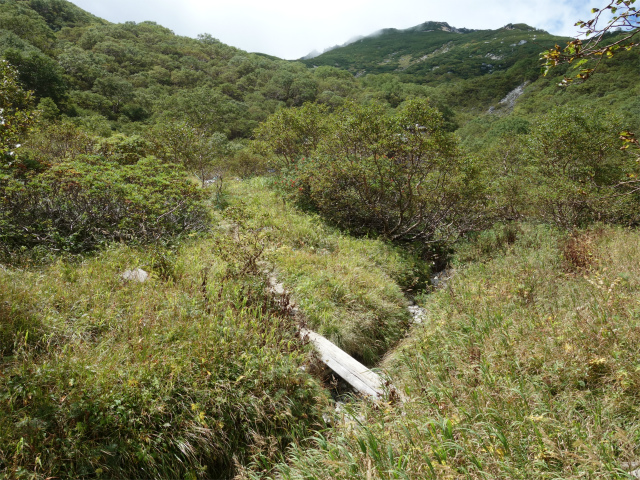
[2,3,640,479]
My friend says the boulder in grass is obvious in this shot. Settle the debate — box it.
[121,268,149,283]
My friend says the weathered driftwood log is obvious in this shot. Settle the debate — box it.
[300,328,386,398]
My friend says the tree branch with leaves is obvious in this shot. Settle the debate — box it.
[542,0,639,85]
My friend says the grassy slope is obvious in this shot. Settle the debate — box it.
[265,224,640,479]
[0,241,328,478]
[228,178,421,365]
[0,179,418,479]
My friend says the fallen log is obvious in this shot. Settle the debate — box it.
[300,328,386,398]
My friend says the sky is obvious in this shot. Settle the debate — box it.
[70,0,595,60]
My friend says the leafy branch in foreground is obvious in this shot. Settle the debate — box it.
[542,0,639,84]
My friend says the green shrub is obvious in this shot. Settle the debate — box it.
[226,149,269,179]
[474,107,639,228]
[256,99,487,245]
[522,107,636,227]
[0,156,209,254]
[95,133,155,165]
[19,120,94,164]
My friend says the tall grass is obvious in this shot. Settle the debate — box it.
[261,224,640,479]
[0,233,329,479]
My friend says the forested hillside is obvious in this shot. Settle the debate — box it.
[0,0,637,136]
[302,22,562,106]
[0,0,325,138]
[1,0,640,478]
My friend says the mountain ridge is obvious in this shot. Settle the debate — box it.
[299,20,562,79]
[302,21,479,60]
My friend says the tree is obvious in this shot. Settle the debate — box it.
[523,107,636,227]
[253,103,329,169]
[3,48,68,102]
[37,96,60,120]
[257,99,485,244]
[188,131,234,189]
[92,75,135,115]
[0,2,56,52]
[314,99,482,242]
[0,60,37,168]
[157,87,249,138]
[542,0,639,84]
[149,122,234,188]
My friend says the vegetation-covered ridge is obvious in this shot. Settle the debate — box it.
[302,21,560,78]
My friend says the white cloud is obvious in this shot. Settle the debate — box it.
[70,0,595,59]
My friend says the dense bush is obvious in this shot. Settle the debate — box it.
[0,156,209,254]
[522,107,637,227]
[225,149,269,178]
[257,99,486,245]
[478,107,638,228]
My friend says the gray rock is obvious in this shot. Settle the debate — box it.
[430,269,452,289]
[620,462,640,478]
[268,276,286,295]
[499,81,529,110]
[122,268,149,283]
[408,305,427,324]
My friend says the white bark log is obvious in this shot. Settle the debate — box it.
[300,328,385,398]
